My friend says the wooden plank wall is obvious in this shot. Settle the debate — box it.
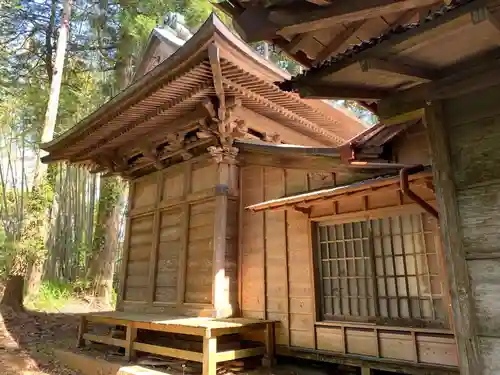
[438,84,500,373]
[392,121,432,166]
[240,166,317,347]
[240,164,458,371]
[119,156,220,316]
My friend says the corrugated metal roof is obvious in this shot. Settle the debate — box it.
[279,0,476,91]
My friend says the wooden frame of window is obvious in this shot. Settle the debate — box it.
[313,211,448,330]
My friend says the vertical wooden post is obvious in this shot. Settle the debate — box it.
[424,101,482,375]
[178,162,192,307]
[361,367,372,375]
[125,323,137,361]
[203,336,217,375]
[210,146,239,318]
[118,181,135,308]
[262,322,276,367]
[148,172,163,305]
[77,316,87,348]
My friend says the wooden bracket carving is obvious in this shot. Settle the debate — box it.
[263,132,281,144]
[208,145,239,164]
[164,132,193,161]
[141,144,165,170]
[97,150,130,175]
[199,96,247,161]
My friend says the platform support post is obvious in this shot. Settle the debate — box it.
[77,316,87,348]
[203,336,217,375]
[125,324,137,361]
[263,322,276,367]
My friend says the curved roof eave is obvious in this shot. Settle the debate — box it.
[41,13,294,153]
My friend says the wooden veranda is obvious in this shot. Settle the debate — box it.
[77,312,275,375]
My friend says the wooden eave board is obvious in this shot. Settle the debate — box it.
[245,170,433,212]
[41,14,367,166]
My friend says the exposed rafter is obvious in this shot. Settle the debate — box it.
[359,58,437,82]
[298,84,390,100]
[208,43,226,120]
[295,0,486,80]
[314,20,365,65]
[223,78,344,145]
[71,83,212,162]
[269,0,441,35]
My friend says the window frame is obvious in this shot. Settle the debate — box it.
[312,210,449,330]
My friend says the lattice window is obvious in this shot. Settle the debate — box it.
[316,212,448,328]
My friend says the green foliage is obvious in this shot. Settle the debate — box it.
[24,280,73,311]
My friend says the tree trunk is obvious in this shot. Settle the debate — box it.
[85,10,131,303]
[26,0,72,296]
[1,276,25,311]
[87,177,123,303]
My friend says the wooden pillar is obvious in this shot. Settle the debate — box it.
[209,145,239,318]
[263,322,276,367]
[424,101,482,374]
[125,324,137,361]
[77,316,88,348]
[203,336,217,375]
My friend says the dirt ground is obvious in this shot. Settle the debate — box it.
[0,295,359,375]
[0,305,83,374]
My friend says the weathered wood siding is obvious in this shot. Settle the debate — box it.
[393,121,432,166]
[240,165,315,347]
[240,164,458,371]
[119,156,237,316]
[440,84,500,374]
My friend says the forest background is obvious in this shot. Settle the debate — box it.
[0,0,373,311]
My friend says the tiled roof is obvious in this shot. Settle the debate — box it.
[279,0,476,91]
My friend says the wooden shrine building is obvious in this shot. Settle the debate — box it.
[216,0,500,374]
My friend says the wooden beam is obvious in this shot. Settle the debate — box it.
[359,58,437,82]
[232,7,280,43]
[133,342,204,363]
[471,6,500,34]
[269,0,440,35]
[94,103,208,165]
[377,47,500,119]
[208,43,226,121]
[128,138,213,174]
[314,20,365,65]
[298,84,390,100]
[288,33,313,54]
[82,333,126,348]
[216,347,266,362]
[424,101,481,375]
[305,0,331,6]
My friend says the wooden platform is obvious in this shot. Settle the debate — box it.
[77,311,275,375]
